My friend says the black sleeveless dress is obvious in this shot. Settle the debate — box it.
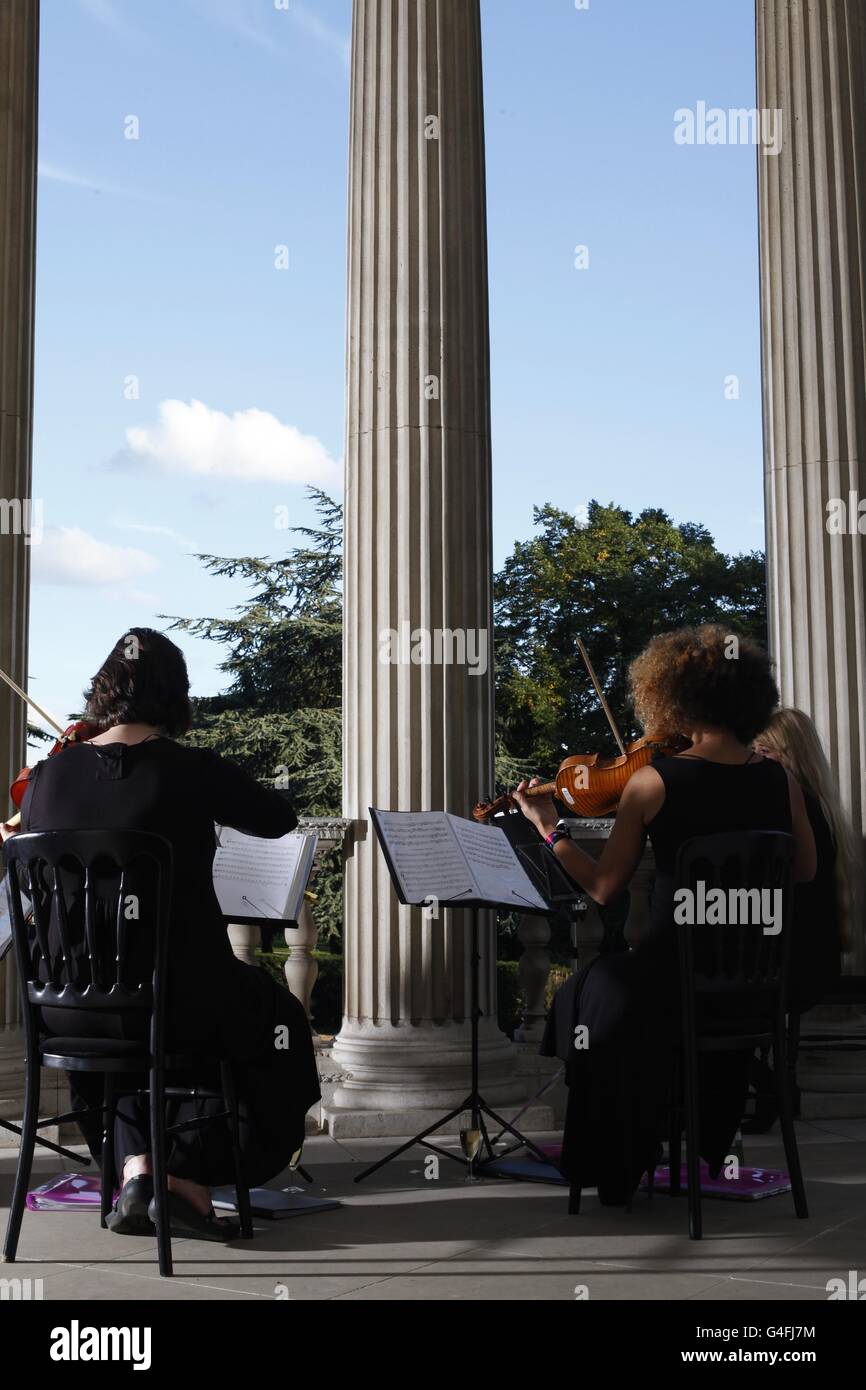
[547,754,792,1204]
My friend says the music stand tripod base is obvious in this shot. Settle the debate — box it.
[353,906,551,1184]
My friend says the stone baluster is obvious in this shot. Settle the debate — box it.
[564,819,655,967]
[284,901,319,1033]
[513,913,552,1044]
[283,818,352,1036]
[226,923,261,968]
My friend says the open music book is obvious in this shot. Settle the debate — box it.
[370,809,551,913]
[212,827,318,923]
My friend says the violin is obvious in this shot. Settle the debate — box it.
[10,720,100,809]
[0,666,99,827]
[473,637,685,823]
[473,735,683,822]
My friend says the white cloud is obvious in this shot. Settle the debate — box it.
[112,519,199,549]
[32,527,158,587]
[124,398,341,487]
[290,3,351,68]
[38,161,155,203]
[188,0,349,69]
[78,0,152,47]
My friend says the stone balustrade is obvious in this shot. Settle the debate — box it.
[512,820,655,1047]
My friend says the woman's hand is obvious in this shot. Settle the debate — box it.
[511,778,559,839]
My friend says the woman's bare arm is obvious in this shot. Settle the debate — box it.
[513,766,664,906]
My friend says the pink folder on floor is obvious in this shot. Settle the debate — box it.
[26,1174,108,1210]
[534,1145,791,1200]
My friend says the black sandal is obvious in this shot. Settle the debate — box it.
[147,1191,240,1243]
[106,1175,155,1236]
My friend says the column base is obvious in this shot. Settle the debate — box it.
[0,1025,26,1131]
[797,1007,866,1120]
[325,1017,530,1127]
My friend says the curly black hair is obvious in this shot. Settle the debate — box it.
[83,628,191,737]
[628,624,779,745]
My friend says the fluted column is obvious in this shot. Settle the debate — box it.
[0,0,39,1130]
[758,0,866,970]
[330,0,521,1131]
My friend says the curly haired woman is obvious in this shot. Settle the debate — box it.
[514,624,816,1206]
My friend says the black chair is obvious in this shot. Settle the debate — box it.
[2,830,253,1276]
[668,831,808,1239]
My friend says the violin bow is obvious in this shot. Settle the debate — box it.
[0,665,65,739]
[576,638,628,759]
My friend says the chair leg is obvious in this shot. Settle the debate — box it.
[669,1112,682,1197]
[149,1064,173,1276]
[775,1029,808,1219]
[100,1074,116,1229]
[567,1181,581,1215]
[668,1052,682,1197]
[2,1048,40,1264]
[683,1050,702,1240]
[221,1061,253,1240]
[786,1013,801,1118]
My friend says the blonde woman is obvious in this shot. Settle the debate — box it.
[755,708,860,1011]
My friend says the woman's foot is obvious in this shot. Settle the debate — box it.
[165,1175,213,1217]
[105,1160,155,1236]
[147,1191,240,1243]
[106,1156,232,1239]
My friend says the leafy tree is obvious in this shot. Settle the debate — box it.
[493,501,767,780]
[164,489,344,945]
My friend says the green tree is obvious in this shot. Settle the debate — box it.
[493,501,767,781]
[164,488,344,944]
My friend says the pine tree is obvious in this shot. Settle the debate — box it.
[164,488,344,944]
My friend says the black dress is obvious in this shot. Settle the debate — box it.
[542,754,793,1203]
[21,737,321,1186]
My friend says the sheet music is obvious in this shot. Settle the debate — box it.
[213,827,317,921]
[371,811,474,904]
[446,815,549,912]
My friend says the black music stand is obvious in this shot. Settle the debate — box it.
[353,809,562,1184]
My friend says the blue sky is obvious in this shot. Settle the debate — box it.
[30,0,763,735]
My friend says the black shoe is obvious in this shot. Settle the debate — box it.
[106,1175,155,1235]
[147,1192,241,1243]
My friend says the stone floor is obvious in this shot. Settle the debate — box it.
[1,1118,864,1301]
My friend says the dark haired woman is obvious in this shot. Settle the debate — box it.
[515,625,816,1205]
[9,629,320,1240]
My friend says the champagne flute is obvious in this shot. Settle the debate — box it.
[459,1111,484,1183]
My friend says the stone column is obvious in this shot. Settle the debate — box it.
[329,0,522,1134]
[757,0,866,973]
[0,0,39,1134]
